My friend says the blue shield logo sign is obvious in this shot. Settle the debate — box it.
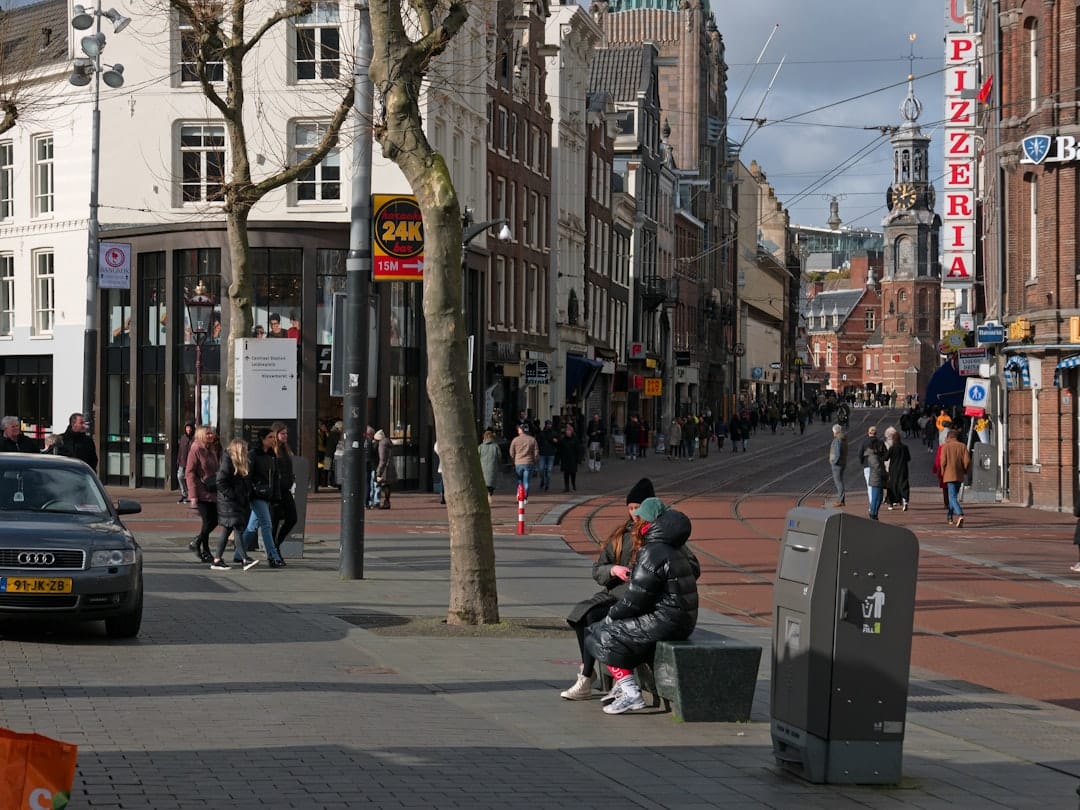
[1022,135,1052,164]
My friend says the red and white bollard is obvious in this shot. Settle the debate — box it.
[516,483,526,535]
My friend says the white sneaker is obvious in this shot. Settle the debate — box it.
[1070,562,1080,573]
[603,687,646,714]
[560,673,593,700]
[600,680,624,706]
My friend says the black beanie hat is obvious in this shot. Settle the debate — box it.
[626,477,655,505]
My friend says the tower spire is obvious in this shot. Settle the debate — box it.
[900,33,922,125]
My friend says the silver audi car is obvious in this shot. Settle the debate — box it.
[0,453,143,637]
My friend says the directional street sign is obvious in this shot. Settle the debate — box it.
[976,323,1006,344]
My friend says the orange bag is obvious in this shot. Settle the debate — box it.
[0,728,78,809]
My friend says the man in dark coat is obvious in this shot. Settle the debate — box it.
[586,497,700,714]
[0,416,37,453]
[54,413,98,470]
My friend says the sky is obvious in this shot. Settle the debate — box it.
[712,0,948,230]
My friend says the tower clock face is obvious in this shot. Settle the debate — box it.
[894,183,917,209]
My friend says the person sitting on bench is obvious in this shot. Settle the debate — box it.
[560,477,655,702]
[585,497,700,715]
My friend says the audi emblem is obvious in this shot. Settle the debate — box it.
[17,552,55,566]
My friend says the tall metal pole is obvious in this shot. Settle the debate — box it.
[340,1,373,580]
[194,341,203,426]
[82,3,103,428]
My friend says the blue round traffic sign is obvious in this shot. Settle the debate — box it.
[968,384,986,402]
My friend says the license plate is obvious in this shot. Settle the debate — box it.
[0,577,73,594]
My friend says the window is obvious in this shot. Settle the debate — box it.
[178,10,224,83]
[510,113,518,159]
[865,309,875,331]
[295,0,339,80]
[294,122,340,202]
[497,106,507,152]
[180,124,225,203]
[0,253,12,335]
[33,135,53,216]
[826,343,833,367]
[493,256,506,326]
[1029,175,1038,280]
[1027,19,1038,113]
[32,250,54,335]
[865,354,872,372]
[0,142,11,218]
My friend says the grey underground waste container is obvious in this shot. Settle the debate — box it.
[771,507,919,784]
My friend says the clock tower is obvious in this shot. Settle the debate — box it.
[880,70,941,402]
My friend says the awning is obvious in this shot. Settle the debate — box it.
[1053,354,1080,387]
[565,354,603,402]
[923,360,965,406]
[1005,355,1031,389]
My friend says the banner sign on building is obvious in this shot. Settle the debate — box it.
[943,30,979,288]
[98,242,131,289]
[372,194,425,282]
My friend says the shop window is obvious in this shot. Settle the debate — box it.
[316,249,346,345]
[251,248,301,337]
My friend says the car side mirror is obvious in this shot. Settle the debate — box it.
[115,498,142,516]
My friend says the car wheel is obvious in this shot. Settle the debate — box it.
[105,589,143,639]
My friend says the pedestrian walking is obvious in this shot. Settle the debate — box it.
[866,437,886,520]
[508,423,539,502]
[211,438,259,571]
[561,477,656,701]
[269,422,298,553]
[938,429,971,528]
[374,429,397,508]
[556,424,582,492]
[586,413,606,472]
[828,424,847,507]
[537,420,557,490]
[242,428,287,568]
[858,426,878,503]
[1071,504,1080,573]
[584,497,700,714]
[185,425,220,564]
[478,430,501,504]
[624,416,641,461]
[884,426,911,510]
[176,421,195,502]
[667,417,682,460]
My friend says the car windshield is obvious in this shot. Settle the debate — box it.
[0,464,110,515]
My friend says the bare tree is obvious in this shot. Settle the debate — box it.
[0,1,70,135]
[369,0,498,625]
[169,0,355,434]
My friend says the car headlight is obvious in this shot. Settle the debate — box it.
[91,549,137,567]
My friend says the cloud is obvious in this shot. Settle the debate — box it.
[721,0,947,229]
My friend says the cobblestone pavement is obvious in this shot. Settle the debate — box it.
[1,411,1078,808]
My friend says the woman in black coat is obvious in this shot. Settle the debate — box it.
[556,425,582,492]
[561,478,655,701]
[885,427,912,510]
[586,497,700,714]
[211,438,257,570]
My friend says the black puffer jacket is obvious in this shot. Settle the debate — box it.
[248,446,281,502]
[216,453,252,529]
[585,508,700,669]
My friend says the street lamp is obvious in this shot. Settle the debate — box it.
[461,207,511,434]
[185,281,215,426]
[70,1,130,432]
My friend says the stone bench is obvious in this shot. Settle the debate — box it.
[601,636,762,722]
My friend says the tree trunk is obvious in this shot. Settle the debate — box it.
[221,205,254,438]
[369,1,498,625]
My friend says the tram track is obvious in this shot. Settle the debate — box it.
[572,409,1080,706]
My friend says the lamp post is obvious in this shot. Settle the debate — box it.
[461,207,511,434]
[70,3,130,431]
[185,281,215,426]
